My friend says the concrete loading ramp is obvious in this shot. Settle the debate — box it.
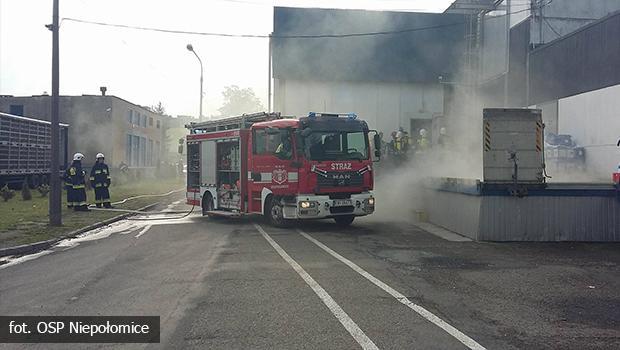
[423,178,620,241]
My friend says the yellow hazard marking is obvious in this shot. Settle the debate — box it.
[484,122,491,151]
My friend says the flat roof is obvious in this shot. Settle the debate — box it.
[0,112,69,127]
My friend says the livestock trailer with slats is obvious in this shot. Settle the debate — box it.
[0,112,69,188]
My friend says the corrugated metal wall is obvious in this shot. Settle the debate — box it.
[529,11,620,105]
[478,196,620,241]
[424,189,481,240]
[425,189,620,241]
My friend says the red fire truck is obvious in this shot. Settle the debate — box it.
[185,111,380,226]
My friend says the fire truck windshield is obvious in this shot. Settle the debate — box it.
[303,131,369,161]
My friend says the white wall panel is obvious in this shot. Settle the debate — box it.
[274,79,444,135]
[559,84,620,180]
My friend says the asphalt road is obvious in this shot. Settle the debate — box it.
[1,197,619,349]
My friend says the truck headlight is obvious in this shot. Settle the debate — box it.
[300,201,316,209]
[367,198,375,205]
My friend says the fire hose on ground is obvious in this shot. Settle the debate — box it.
[87,188,198,221]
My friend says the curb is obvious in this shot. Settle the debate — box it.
[0,202,161,258]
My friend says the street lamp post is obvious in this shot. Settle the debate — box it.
[186,44,204,121]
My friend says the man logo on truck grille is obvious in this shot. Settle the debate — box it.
[272,168,288,185]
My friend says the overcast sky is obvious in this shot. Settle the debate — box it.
[0,0,454,118]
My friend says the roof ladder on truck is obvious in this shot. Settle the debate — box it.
[186,112,282,134]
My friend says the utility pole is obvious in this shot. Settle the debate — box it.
[49,0,61,226]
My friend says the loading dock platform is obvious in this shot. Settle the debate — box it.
[423,178,620,241]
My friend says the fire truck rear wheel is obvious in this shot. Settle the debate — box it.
[201,194,214,216]
[334,215,355,226]
[266,197,287,227]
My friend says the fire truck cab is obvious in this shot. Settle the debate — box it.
[185,112,379,226]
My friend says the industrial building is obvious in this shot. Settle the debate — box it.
[0,93,170,170]
[475,1,620,180]
[272,0,620,180]
[271,7,466,139]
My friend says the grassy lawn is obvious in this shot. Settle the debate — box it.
[0,177,185,249]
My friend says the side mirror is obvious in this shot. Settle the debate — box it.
[178,145,184,154]
[368,130,381,162]
[373,133,381,160]
[373,134,381,150]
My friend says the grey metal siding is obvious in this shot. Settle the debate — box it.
[478,196,620,241]
[424,187,620,241]
[507,19,529,107]
[529,11,620,104]
[424,189,481,240]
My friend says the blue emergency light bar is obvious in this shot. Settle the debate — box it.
[308,112,358,119]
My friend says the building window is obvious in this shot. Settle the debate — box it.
[155,141,160,162]
[127,134,142,166]
[156,120,161,129]
[141,115,146,127]
[149,117,153,127]
[147,139,154,166]
[128,110,133,124]
[10,105,24,116]
[132,135,140,166]
[126,134,132,165]
[139,137,146,166]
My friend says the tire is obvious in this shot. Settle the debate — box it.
[266,197,287,227]
[201,194,214,216]
[334,215,355,226]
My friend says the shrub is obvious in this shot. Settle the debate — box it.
[21,180,32,201]
[37,184,50,197]
[1,185,15,202]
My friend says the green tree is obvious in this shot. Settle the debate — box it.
[152,101,166,115]
[217,85,264,116]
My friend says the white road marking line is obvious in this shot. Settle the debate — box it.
[254,224,378,350]
[135,225,152,238]
[297,229,486,350]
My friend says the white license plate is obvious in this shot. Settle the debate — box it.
[333,199,352,207]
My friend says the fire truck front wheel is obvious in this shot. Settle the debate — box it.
[334,215,355,226]
[266,197,287,227]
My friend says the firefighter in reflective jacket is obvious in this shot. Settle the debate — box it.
[65,153,89,211]
[90,153,113,208]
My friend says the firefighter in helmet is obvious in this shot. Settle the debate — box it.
[90,153,113,208]
[65,153,89,211]
[275,134,292,160]
[417,128,429,152]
